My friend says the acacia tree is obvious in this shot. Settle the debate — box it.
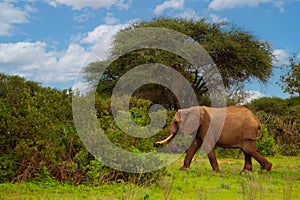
[280,56,300,96]
[85,18,274,107]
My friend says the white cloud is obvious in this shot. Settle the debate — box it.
[0,41,50,67]
[273,49,290,66]
[208,0,272,11]
[55,44,88,76]
[0,22,130,84]
[72,81,92,95]
[0,41,89,83]
[73,9,95,22]
[44,0,57,7]
[208,0,289,12]
[154,0,184,15]
[0,2,30,36]
[153,0,200,20]
[209,13,228,23]
[273,0,285,12]
[244,90,266,104]
[45,0,131,10]
[80,23,127,59]
[175,8,200,19]
[24,4,37,12]
[104,12,120,24]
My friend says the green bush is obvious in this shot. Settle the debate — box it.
[247,97,300,156]
[247,97,288,115]
[256,126,278,156]
[278,144,299,156]
[0,74,166,185]
[0,155,18,182]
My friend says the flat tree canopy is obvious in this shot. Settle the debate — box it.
[84,18,274,107]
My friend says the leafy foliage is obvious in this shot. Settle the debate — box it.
[0,73,166,184]
[247,97,300,156]
[256,125,278,156]
[137,18,273,84]
[280,56,300,96]
[84,18,274,108]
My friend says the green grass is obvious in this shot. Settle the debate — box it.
[1,156,299,200]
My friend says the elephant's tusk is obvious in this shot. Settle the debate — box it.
[156,134,174,144]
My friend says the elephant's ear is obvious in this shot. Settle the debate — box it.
[180,107,201,135]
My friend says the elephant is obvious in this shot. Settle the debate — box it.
[156,106,272,172]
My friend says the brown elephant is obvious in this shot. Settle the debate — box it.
[156,106,272,172]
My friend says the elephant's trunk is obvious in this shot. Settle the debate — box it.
[156,133,175,144]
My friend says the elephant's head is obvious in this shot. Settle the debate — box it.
[156,106,203,144]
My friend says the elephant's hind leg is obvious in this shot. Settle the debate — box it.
[251,151,272,171]
[242,152,252,171]
[241,143,272,171]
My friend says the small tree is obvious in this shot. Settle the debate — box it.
[280,56,300,96]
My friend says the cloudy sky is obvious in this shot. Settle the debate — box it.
[0,0,299,98]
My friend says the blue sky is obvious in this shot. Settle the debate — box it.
[0,0,299,99]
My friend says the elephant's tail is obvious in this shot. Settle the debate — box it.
[256,124,263,140]
[246,122,262,141]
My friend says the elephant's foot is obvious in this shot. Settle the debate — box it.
[262,162,272,171]
[212,168,220,173]
[242,168,252,172]
[241,168,252,173]
[179,166,189,171]
[242,165,253,172]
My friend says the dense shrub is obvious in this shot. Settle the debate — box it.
[0,74,166,185]
[94,95,175,153]
[247,97,288,115]
[247,97,300,156]
[256,125,279,156]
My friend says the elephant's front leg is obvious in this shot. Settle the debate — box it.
[180,137,202,171]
